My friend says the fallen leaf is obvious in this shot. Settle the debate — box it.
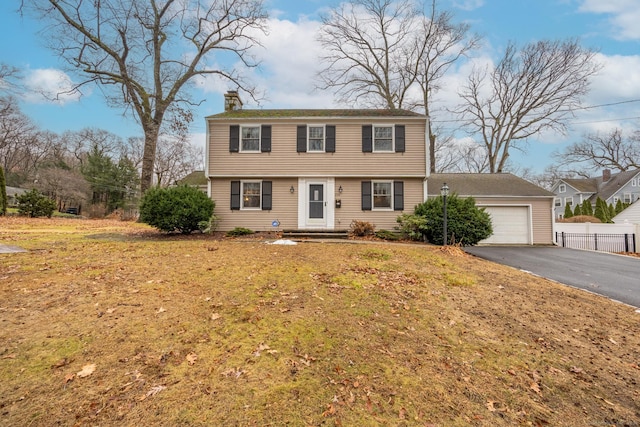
[186,353,197,365]
[570,366,583,374]
[486,401,496,412]
[211,312,221,321]
[51,358,69,369]
[608,337,618,345]
[2,354,17,359]
[399,407,407,419]
[64,373,75,383]
[106,308,116,314]
[139,385,166,401]
[530,382,541,394]
[77,364,96,378]
[156,307,166,314]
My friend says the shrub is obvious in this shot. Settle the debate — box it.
[412,194,492,246]
[374,229,400,241]
[396,213,428,241]
[139,185,215,234]
[349,220,375,236]
[226,227,254,237]
[16,189,57,218]
[563,203,573,219]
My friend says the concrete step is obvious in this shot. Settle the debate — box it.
[281,229,349,239]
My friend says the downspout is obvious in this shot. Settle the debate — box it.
[205,117,211,198]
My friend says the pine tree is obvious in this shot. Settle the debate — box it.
[0,166,7,216]
[573,204,582,216]
[563,203,573,219]
[594,197,609,223]
[581,199,593,216]
[615,199,624,214]
[608,204,616,221]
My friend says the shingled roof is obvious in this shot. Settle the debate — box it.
[206,108,426,119]
[428,173,554,197]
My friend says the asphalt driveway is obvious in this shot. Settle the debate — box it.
[464,246,640,309]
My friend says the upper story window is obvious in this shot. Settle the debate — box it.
[555,197,561,207]
[229,125,271,153]
[624,193,632,203]
[297,125,335,153]
[558,184,566,193]
[632,178,638,187]
[241,126,260,152]
[373,126,393,152]
[362,125,405,153]
[308,125,325,152]
[564,197,573,206]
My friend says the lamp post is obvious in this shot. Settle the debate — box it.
[441,183,449,246]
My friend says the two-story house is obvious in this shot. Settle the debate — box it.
[552,169,640,218]
[205,91,428,232]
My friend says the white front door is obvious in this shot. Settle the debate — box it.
[298,178,335,229]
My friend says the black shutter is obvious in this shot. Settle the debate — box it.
[361,181,372,210]
[230,181,240,210]
[262,181,272,210]
[229,125,240,152]
[297,125,307,152]
[362,125,372,152]
[326,125,336,153]
[393,181,404,211]
[395,125,405,153]
[261,125,272,152]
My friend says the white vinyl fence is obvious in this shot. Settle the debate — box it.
[554,222,639,253]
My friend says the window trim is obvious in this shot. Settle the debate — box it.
[632,178,638,187]
[564,197,573,206]
[372,125,394,152]
[555,197,562,207]
[240,125,261,152]
[558,184,566,193]
[307,124,326,152]
[241,180,262,210]
[372,180,393,210]
[623,193,632,204]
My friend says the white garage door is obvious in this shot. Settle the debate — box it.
[480,206,531,244]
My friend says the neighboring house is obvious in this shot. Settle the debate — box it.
[205,91,428,232]
[551,169,640,218]
[427,173,555,245]
[176,170,207,193]
[613,199,640,224]
[6,186,28,207]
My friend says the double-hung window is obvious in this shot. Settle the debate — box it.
[242,181,261,209]
[361,180,403,211]
[564,197,573,206]
[624,193,632,203]
[555,198,561,207]
[372,182,392,209]
[373,126,393,152]
[308,125,325,152]
[241,126,260,152]
[558,184,566,193]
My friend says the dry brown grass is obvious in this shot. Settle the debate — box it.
[1,217,639,426]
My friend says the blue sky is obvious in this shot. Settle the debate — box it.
[2,0,640,173]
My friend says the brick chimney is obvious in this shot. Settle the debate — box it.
[602,169,611,182]
[224,90,243,112]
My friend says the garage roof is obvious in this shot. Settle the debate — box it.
[428,173,554,198]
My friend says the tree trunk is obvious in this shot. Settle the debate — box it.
[140,124,160,193]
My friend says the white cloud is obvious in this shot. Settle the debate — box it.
[22,69,81,105]
[451,0,484,12]
[578,0,640,40]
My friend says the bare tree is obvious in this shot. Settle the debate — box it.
[410,1,480,172]
[457,39,600,173]
[154,136,202,187]
[552,128,640,174]
[21,0,268,193]
[317,0,420,108]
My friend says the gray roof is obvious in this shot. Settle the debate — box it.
[557,169,640,202]
[428,173,555,197]
[207,108,426,119]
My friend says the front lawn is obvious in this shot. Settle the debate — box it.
[0,217,638,426]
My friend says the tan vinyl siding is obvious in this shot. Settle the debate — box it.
[476,197,554,245]
[208,119,426,178]
[211,178,298,232]
[334,178,425,231]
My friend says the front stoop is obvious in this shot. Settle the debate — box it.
[281,229,350,240]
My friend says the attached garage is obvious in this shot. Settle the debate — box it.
[427,173,555,245]
[479,205,531,244]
